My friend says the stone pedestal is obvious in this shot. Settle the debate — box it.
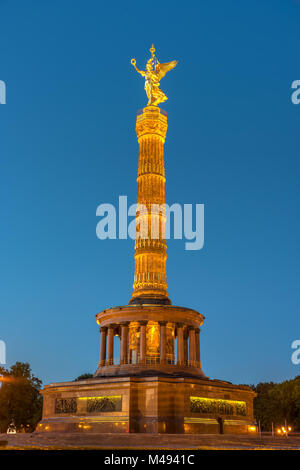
[39,375,256,435]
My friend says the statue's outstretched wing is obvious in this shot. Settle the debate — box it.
[155,60,178,81]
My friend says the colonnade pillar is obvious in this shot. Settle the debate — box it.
[176,323,184,365]
[106,325,115,365]
[120,322,129,364]
[99,321,201,370]
[139,321,147,364]
[99,326,107,366]
[188,327,196,365]
[159,321,167,364]
[195,328,201,367]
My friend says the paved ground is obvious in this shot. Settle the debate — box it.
[0,433,300,450]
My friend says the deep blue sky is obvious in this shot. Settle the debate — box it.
[1,0,300,386]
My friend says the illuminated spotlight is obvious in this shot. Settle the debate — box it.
[248,425,257,432]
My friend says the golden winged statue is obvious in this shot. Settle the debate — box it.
[131,45,178,106]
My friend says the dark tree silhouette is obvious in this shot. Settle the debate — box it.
[0,362,42,432]
[253,377,300,431]
[74,373,94,381]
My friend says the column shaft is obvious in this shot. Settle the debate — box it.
[195,328,201,367]
[139,322,147,364]
[99,327,107,366]
[189,327,196,365]
[176,324,184,365]
[120,323,129,364]
[106,325,115,365]
[184,332,188,365]
[159,322,167,364]
[130,106,170,304]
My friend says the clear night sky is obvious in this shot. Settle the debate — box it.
[1,0,300,386]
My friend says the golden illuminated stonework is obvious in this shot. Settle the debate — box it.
[130,105,170,304]
[131,44,177,106]
[39,47,256,436]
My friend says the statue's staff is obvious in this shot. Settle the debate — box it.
[150,44,159,67]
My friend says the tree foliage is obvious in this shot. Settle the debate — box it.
[0,362,42,432]
[74,373,94,381]
[253,376,300,431]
